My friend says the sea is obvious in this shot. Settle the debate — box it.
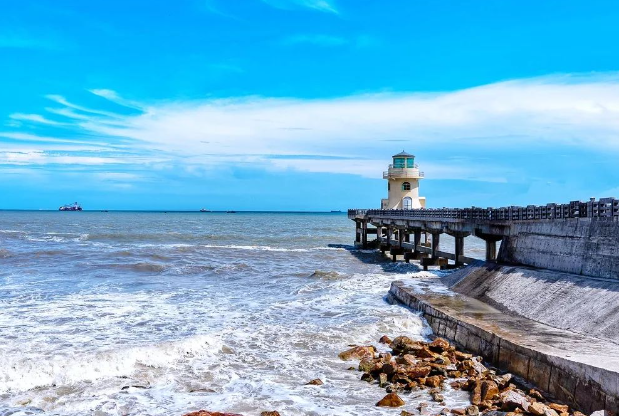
[0,211,487,416]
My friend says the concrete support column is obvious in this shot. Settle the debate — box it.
[355,221,361,243]
[485,240,497,261]
[475,230,504,261]
[413,230,422,253]
[455,236,465,266]
[361,221,368,248]
[431,233,440,259]
[376,226,383,242]
[387,227,393,244]
[404,232,410,243]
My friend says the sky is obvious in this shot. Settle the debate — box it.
[1,0,619,211]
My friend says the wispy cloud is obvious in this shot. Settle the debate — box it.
[282,34,379,48]
[3,73,619,181]
[282,34,348,46]
[0,30,69,51]
[261,0,338,14]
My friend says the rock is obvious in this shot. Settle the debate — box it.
[441,408,450,415]
[401,412,415,416]
[379,373,389,388]
[425,375,442,388]
[359,358,380,373]
[416,347,439,359]
[376,393,405,407]
[402,365,432,378]
[382,362,398,376]
[361,372,373,382]
[391,336,424,354]
[455,351,473,360]
[466,405,479,416]
[529,389,545,400]
[471,381,483,405]
[431,392,445,402]
[493,373,512,389]
[548,404,569,413]
[305,379,323,386]
[481,380,499,401]
[379,335,393,344]
[452,409,466,415]
[260,412,281,416]
[429,338,451,352]
[339,346,376,361]
[528,402,547,416]
[183,412,244,416]
[499,390,530,412]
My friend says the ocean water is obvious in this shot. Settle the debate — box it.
[0,212,486,416]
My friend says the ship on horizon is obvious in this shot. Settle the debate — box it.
[59,202,82,211]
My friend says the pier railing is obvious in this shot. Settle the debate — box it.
[349,197,619,221]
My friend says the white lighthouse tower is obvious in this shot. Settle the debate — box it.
[381,151,426,210]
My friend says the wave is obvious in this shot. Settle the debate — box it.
[0,335,220,393]
[106,262,167,273]
[308,270,344,279]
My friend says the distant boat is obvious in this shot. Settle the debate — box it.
[226,210,237,213]
[200,208,211,212]
[59,202,82,211]
[331,210,342,213]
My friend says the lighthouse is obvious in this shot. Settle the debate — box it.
[381,151,426,210]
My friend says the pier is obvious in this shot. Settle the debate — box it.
[350,197,619,273]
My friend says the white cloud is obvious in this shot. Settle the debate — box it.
[261,0,338,14]
[282,34,347,46]
[4,73,619,180]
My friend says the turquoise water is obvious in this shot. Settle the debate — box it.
[0,212,478,416]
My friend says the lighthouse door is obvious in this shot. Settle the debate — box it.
[402,197,413,210]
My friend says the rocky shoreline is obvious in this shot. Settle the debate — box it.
[183,335,611,416]
[338,335,607,416]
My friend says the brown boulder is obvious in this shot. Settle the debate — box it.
[528,402,548,416]
[338,346,376,361]
[376,392,405,407]
[425,375,443,388]
[390,336,423,354]
[481,380,499,401]
[429,338,451,352]
[379,335,392,344]
[401,365,432,378]
[499,390,530,412]
[452,409,466,415]
[548,404,569,413]
[305,379,323,386]
[466,405,479,416]
[260,412,281,416]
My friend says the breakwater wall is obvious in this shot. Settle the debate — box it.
[497,219,619,279]
[444,262,619,343]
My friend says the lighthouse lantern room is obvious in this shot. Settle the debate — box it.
[381,151,426,210]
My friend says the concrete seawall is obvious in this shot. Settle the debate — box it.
[443,261,619,343]
[498,219,619,279]
[388,279,619,415]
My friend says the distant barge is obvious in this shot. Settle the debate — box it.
[59,202,82,211]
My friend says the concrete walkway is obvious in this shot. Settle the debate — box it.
[389,279,619,415]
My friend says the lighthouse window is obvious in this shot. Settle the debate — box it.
[406,158,415,168]
[402,182,411,191]
[393,158,405,168]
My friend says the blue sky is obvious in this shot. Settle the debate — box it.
[2,0,619,210]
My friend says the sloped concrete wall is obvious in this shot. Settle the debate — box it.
[498,218,619,279]
[444,262,619,343]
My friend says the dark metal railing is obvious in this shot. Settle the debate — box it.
[348,197,619,222]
